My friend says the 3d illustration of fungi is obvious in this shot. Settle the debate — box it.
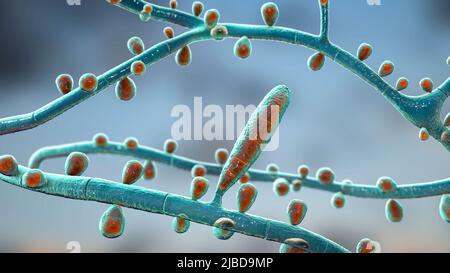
[0,0,448,253]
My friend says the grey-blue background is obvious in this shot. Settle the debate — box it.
[0,0,448,252]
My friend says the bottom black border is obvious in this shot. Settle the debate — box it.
[0,253,446,272]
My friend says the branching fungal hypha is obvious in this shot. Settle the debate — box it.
[0,0,449,253]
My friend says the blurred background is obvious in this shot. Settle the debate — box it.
[0,0,448,253]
